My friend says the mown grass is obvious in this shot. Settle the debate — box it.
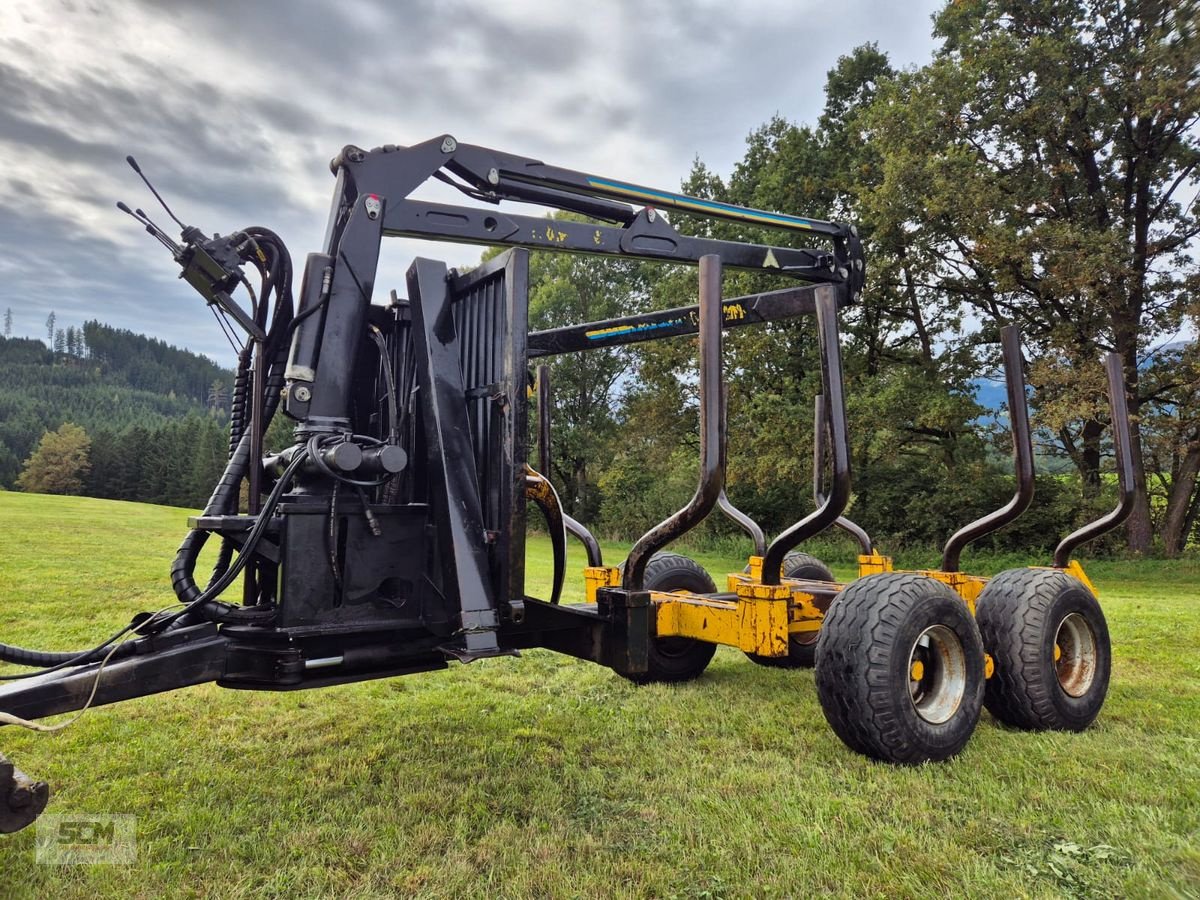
[0,491,1197,898]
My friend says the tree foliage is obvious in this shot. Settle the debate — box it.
[16,422,91,495]
[864,0,1200,550]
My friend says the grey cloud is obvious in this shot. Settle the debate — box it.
[0,0,941,362]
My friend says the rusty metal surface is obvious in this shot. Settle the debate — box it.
[0,752,49,834]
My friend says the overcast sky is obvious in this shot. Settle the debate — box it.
[0,0,944,361]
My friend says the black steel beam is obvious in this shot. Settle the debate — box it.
[528,282,835,358]
[386,201,842,285]
[0,625,227,724]
[406,257,505,661]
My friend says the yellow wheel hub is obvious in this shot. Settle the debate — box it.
[910,660,925,681]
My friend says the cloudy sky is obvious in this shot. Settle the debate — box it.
[0,0,944,361]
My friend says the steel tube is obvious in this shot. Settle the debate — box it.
[941,325,1035,572]
[535,365,603,567]
[813,394,873,555]
[622,255,725,590]
[1053,353,1136,567]
[761,286,851,585]
[716,385,767,557]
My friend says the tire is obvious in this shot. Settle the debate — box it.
[619,552,718,685]
[975,567,1111,732]
[814,573,985,763]
[745,551,835,669]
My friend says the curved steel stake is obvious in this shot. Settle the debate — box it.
[524,466,565,604]
[623,255,725,590]
[716,385,767,557]
[1053,353,1136,567]
[761,285,850,585]
[534,364,603,567]
[813,393,873,555]
[941,325,1034,572]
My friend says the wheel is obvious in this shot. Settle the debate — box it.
[744,551,835,669]
[975,567,1111,731]
[619,552,718,685]
[814,573,985,763]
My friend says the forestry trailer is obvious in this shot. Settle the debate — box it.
[0,135,1132,833]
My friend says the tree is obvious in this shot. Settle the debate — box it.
[53,328,66,355]
[44,311,55,347]
[3,308,11,338]
[609,46,992,541]
[207,379,228,414]
[865,0,1200,551]
[15,423,91,495]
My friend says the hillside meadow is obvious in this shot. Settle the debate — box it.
[0,492,1196,898]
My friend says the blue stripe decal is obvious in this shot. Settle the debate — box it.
[586,177,818,231]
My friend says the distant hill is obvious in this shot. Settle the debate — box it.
[0,322,233,487]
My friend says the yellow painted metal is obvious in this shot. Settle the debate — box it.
[583,566,620,604]
[1031,559,1099,598]
[1054,644,1062,662]
[1063,560,1098,596]
[910,660,925,681]
[916,569,989,615]
[652,581,791,656]
[727,555,765,591]
[984,653,995,679]
[857,552,893,577]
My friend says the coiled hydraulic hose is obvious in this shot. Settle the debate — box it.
[168,358,288,624]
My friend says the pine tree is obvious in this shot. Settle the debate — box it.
[45,311,55,347]
[53,329,66,355]
[3,308,11,338]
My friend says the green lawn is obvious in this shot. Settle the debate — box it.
[0,492,1197,898]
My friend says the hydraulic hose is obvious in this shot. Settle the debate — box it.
[169,358,287,623]
[0,637,137,669]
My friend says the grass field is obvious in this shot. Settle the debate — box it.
[0,492,1197,898]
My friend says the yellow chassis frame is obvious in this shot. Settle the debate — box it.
[582,555,1098,667]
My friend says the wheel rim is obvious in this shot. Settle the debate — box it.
[907,624,967,725]
[1054,612,1097,697]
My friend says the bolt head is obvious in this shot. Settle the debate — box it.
[294,385,312,402]
[441,136,457,153]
